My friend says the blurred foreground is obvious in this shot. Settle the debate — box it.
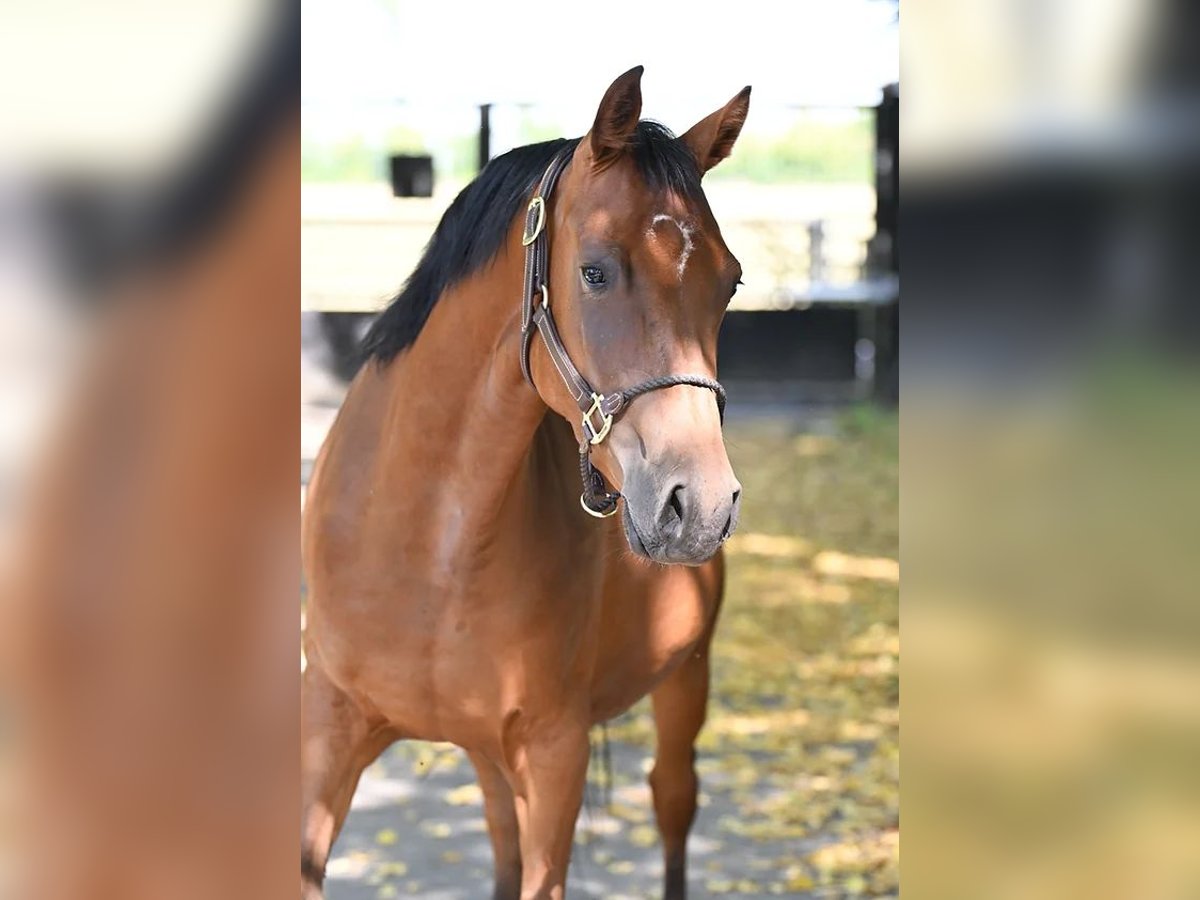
[1,2,298,898]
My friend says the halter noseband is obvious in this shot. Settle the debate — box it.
[519,148,727,518]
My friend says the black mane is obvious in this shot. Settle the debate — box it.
[361,121,701,364]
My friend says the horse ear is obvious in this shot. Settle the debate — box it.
[589,65,644,170]
[681,86,752,175]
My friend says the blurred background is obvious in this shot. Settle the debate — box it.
[905,0,1200,898]
[301,2,899,898]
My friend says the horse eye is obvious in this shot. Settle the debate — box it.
[581,266,606,286]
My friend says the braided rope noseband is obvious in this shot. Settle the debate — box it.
[519,148,727,517]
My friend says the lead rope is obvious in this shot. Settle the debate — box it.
[579,445,621,517]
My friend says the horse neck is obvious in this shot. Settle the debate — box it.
[373,225,558,523]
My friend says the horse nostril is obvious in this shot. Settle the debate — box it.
[721,487,741,542]
[667,485,685,523]
[720,511,734,541]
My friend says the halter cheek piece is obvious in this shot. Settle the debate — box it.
[519,148,727,518]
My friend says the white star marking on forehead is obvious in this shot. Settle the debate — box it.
[648,214,696,281]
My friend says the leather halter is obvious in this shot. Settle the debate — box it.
[519,147,727,518]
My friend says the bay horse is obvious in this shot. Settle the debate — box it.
[301,66,750,900]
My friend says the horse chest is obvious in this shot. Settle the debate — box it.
[588,560,719,722]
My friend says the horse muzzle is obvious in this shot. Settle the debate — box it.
[619,461,741,565]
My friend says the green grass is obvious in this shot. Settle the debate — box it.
[302,112,874,186]
[707,114,874,185]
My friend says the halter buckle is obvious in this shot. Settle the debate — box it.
[521,196,546,246]
[582,393,613,446]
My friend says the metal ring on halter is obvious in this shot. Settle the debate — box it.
[580,494,619,518]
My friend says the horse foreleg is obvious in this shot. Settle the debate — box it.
[300,660,393,899]
[649,635,713,900]
[506,721,590,900]
[469,751,522,900]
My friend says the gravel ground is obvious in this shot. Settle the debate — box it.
[325,735,829,900]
